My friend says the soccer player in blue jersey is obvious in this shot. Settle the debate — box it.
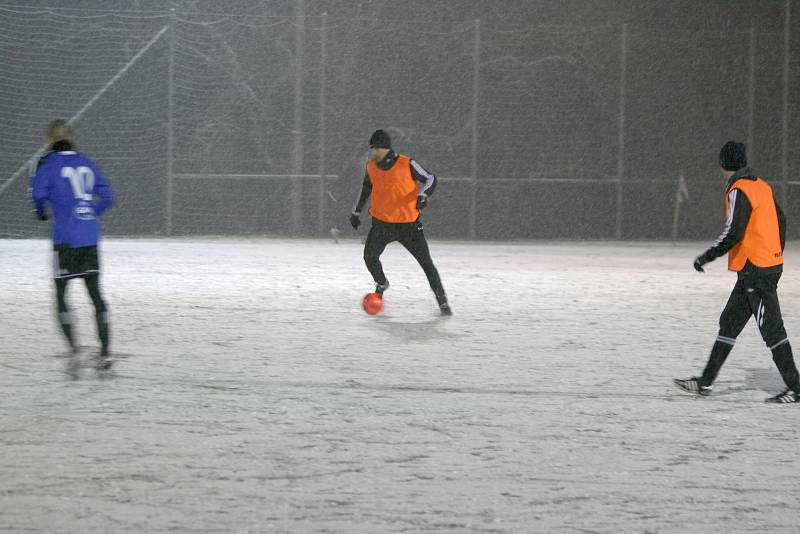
[30,120,115,369]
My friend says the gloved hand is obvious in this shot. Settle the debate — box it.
[693,255,707,273]
[350,212,361,230]
[416,194,428,210]
[34,210,49,221]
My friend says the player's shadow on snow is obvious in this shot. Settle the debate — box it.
[743,367,786,391]
[719,367,785,395]
[372,316,460,342]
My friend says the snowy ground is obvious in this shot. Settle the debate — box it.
[1,237,799,533]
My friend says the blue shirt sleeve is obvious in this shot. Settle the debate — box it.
[29,163,50,217]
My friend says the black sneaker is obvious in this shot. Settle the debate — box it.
[673,377,711,397]
[765,390,797,404]
[434,292,452,316]
[95,353,114,370]
[66,348,81,376]
[375,281,389,296]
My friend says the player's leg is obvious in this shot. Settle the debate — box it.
[698,278,753,386]
[747,273,800,402]
[54,276,77,352]
[363,220,394,294]
[84,274,109,357]
[53,246,78,352]
[675,279,750,395]
[398,221,450,315]
[80,246,111,368]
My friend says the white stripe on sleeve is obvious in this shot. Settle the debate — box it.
[410,159,436,196]
[710,189,738,248]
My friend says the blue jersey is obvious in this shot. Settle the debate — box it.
[30,149,115,248]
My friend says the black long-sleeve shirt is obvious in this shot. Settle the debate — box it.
[352,150,437,215]
[700,167,785,275]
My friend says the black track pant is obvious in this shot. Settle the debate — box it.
[55,274,110,354]
[701,272,800,391]
[363,218,446,301]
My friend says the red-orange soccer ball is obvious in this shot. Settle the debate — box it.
[362,292,384,315]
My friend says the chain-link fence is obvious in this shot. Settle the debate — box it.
[0,2,796,240]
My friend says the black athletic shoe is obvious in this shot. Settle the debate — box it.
[673,377,711,397]
[435,293,451,316]
[375,281,389,296]
[66,349,81,376]
[765,390,797,404]
[95,353,114,370]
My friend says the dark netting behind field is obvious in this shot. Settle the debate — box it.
[0,3,796,240]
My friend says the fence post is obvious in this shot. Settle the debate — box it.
[781,0,791,207]
[318,12,328,237]
[165,8,176,236]
[469,19,480,239]
[615,23,627,240]
[291,0,306,235]
[672,173,688,243]
[747,27,756,163]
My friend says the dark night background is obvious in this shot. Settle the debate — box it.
[0,0,797,240]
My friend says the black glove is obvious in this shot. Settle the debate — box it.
[350,212,361,230]
[416,194,428,210]
[34,210,49,221]
[693,255,707,273]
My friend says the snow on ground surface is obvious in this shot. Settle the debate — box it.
[1,238,799,533]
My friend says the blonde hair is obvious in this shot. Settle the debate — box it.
[46,119,75,143]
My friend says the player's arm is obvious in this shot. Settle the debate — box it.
[694,188,752,271]
[350,170,372,229]
[29,164,50,221]
[775,191,786,251]
[409,159,437,210]
[91,163,115,216]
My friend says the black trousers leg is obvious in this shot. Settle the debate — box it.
[363,220,394,286]
[746,273,800,392]
[55,277,76,349]
[701,279,752,385]
[398,221,446,302]
[84,274,110,355]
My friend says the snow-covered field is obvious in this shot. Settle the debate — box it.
[1,238,798,533]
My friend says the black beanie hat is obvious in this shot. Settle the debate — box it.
[719,141,747,171]
[369,129,391,149]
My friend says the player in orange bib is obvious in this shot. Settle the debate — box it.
[350,130,451,316]
[674,142,800,403]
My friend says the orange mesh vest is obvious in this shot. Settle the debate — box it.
[726,177,783,272]
[367,154,420,223]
